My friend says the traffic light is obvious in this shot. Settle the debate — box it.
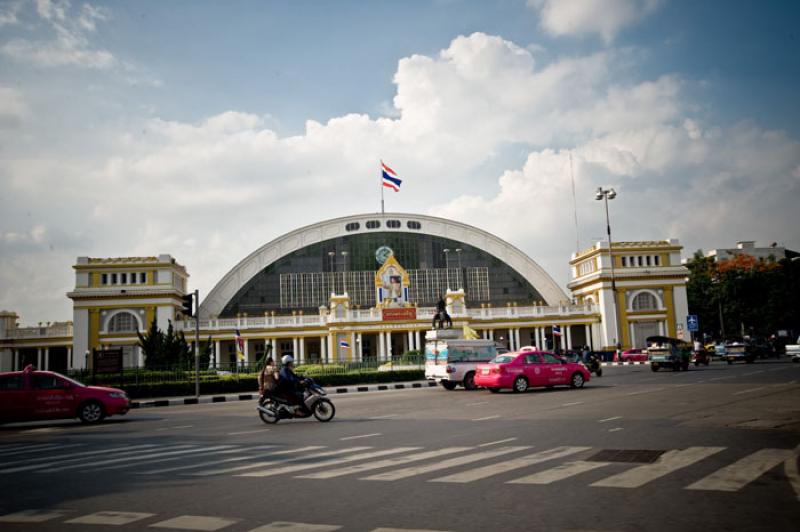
[181,293,194,317]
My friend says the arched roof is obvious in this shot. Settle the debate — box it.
[199,213,569,317]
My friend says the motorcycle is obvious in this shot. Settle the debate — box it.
[256,377,336,424]
[584,353,603,377]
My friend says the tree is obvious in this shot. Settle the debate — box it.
[137,319,192,368]
[137,319,165,369]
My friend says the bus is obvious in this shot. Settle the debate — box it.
[424,329,503,390]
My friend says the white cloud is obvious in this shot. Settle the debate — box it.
[1,31,798,323]
[0,1,23,26]
[2,0,116,69]
[528,0,663,43]
[0,86,28,128]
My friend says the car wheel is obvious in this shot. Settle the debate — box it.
[651,364,660,372]
[512,376,528,393]
[595,368,603,377]
[570,372,585,389]
[78,401,105,424]
[463,372,478,391]
[441,381,457,391]
[488,387,500,393]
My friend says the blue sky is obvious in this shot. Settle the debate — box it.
[1,0,799,321]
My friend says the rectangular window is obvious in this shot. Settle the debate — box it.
[654,255,660,266]
[638,256,643,266]
[111,273,117,284]
[101,273,108,285]
[121,273,127,284]
[646,256,651,266]
[621,257,627,267]
[140,272,147,283]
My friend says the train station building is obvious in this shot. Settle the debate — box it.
[0,213,689,371]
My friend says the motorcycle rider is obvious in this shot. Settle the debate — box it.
[278,355,305,413]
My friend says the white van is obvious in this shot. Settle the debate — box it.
[424,330,501,390]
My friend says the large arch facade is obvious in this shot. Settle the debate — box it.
[200,213,569,318]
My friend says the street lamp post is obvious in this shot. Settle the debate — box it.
[341,251,349,294]
[455,248,463,289]
[595,187,621,353]
[328,251,336,294]
[443,248,451,290]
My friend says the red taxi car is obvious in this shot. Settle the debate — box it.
[474,348,591,393]
[0,366,130,424]
[620,348,648,362]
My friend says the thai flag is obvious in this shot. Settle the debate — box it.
[552,325,562,337]
[339,341,350,349]
[381,161,402,192]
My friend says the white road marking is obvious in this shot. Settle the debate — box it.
[298,447,472,479]
[626,388,665,396]
[562,401,584,406]
[93,445,234,471]
[0,443,83,457]
[247,522,341,532]
[148,514,238,530]
[227,429,269,436]
[0,444,158,473]
[372,529,452,532]
[340,433,382,441]
[592,446,726,488]
[743,370,765,376]
[44,445,196,472]
[466,401,489,406]
[732,387,765,395]
[369,414,398,420]
[608,428,624,433]
[508,460,611,485]
[784,449,800,502]
[66,511,155,526]
[709,376,734,381]
[471,415,500,421]
[479,438,518,447]
[363,446,531,481]
[431,446,591,483]
[139,455,259,475]
[0,509,68,523]
[188,446,328,476]
[238,447,413,478]
[687,448,796,492]
[156,425,194,431]
[598,416,622,423]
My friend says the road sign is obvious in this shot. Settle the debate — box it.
[687,315,699,332]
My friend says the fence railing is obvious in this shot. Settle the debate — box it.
[67,353,425,386]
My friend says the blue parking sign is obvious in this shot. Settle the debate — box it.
[687,314,699,332]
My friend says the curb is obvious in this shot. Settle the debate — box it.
[130,380,438,409]
[601,361,648,366]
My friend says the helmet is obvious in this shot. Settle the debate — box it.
[281,355,294,365]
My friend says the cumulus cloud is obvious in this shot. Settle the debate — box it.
[1,31,798,322]
[2,0,116,69]
[528,0,663,43]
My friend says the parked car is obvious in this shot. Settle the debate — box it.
[474,348,591,393]
[620,348,647,362]
[787,342,800,363]
[725,342,756,364]
[0,366,130,424]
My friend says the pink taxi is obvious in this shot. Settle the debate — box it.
[620,348,648,362]
[474,348,591,393]
[0,366,130,424]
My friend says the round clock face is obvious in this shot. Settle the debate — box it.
[375,246,394,265]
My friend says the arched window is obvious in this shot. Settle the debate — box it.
[108,312,138,332]
[632,292,658,311]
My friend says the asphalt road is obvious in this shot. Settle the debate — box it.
[1,359,799,532]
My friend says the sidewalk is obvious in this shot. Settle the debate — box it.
[130,380,438,409]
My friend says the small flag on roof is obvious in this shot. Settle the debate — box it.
[552,325,562,337]
[381,161,402,192]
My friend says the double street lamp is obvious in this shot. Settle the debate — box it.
[595,187,621,352]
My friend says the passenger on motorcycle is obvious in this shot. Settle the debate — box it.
[258,357,278,397]
[278,355,305,411]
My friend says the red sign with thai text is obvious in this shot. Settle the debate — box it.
[382,308,417,321]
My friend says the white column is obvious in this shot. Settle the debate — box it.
[214,340,221,368]
[292,337,298,360]
[585,324,591,350]
[559,329,566,351]
[507,328,514,350]
[415,330,421,351]
[537,328,544,349]
[356,332,363,362]
[378,332,385,361]
[298,337,305,364]
[243,339,250,367]
[67,347,73,369]
[43,347,49,370]
[37,348,42,369]
[321,335,327,363]
[659,321,665,336]
[385,332,393,360]
[515,329,521,350]
[350,332,356,361]
[566,326,572,350]
[630,323,637,349]
[13,349,19,371]
[271,338,277,359]
[407,330,413,353]
[488,329,494,340]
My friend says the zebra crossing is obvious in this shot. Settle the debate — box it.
[1,440,798,496]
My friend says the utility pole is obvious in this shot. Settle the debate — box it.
[194,289,200,399]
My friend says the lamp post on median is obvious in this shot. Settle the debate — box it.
[595,187,622,355]
[455,248,463,289]
[443,248,451,290]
